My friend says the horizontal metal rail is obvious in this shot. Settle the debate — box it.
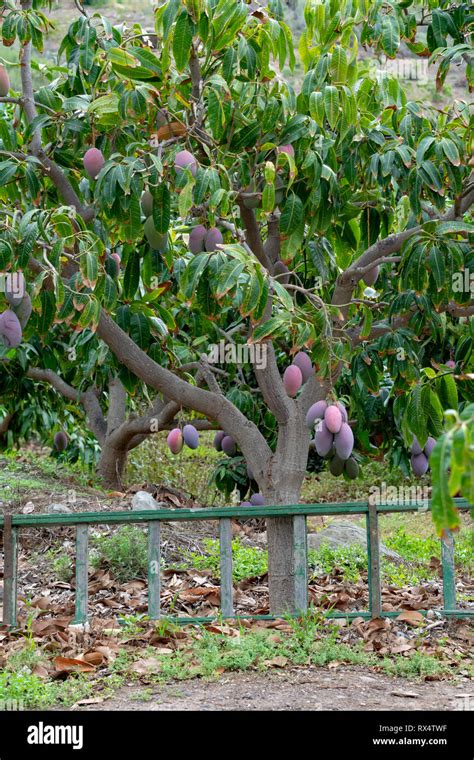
[0,498,471,528]
[1,499,472,628]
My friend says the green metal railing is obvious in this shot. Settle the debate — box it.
[1,499,472,627]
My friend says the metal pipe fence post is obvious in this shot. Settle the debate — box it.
[441,530,456,613]
[3,515,18,628]
[73,524,89,625]
[293,515,308,613]
[367,503,382,618]
[148,522,161,620]
[219,518,234,617]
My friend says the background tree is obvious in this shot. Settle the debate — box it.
[0,0,472,611]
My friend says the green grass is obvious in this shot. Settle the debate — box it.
[91,525,148,582]
[110,613,469,683]
[170,527,473,590]
[2,612,470,710]
[0,659,98,709]
[179,537,268,582]
[0,448,102,502]
[83,523,472,588]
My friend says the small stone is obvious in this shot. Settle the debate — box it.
[131,491,164,511]
[49,503,73,514]
[22,501,35,514]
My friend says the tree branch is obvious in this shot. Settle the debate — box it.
[96,310,272,477]
[263,213,281,267]
[26,367,108,444]
[237,199,273,271]
[332,179,474,319]
[19,0,94,221]
[106,377,127,437]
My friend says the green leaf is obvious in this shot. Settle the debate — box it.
[251,316,285,343]
[280,193,303,235]
[309,91,325,127]
[78,297,100,330]
[329,46,348,84]
[241,273,263,317]
[430,437,461,535]
[207,87,227,141]
[215,260,245,298]
[437,374,458,411]
[428,246,445,290]
[181,253,210,299]
[381,15,400,58]
[37,290,56,335]
[408,383,428,446]
[178,177,195,218]
[80,251,98,289]
[129,312,151,349]
[173,11,194,72]
[152,184,171,234]
[324,85,339,130]
[440,138,460,167]
[123,252,141,300]
[162,0,180,40]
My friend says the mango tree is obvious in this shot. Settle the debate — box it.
[0,0,472,611]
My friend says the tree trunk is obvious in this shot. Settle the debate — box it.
[260,408,309,614]
[97,442,128,489]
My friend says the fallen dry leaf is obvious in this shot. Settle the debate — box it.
[71,698,105,709]
[397,610,424,626]
[54,656,96,674]
[82,651,106,666]
[129,658,161,675]
[32,664,50,679]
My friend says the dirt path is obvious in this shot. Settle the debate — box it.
[76,667,473,711]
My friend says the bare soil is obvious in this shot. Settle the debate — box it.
[73,666,474,711]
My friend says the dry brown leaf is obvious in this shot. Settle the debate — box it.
[129,657,161,675]
[155,122,187,141]
[54,656,96,673]
[71,697,105,709]
[31,597,52,610]
[390,641,414,654]
[32,664,50,679]
[82,651,105,666]
[397,610,424,626]
[122,580,146,592]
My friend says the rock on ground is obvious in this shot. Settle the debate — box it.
[307,520,401,561]
[131,491,166,511]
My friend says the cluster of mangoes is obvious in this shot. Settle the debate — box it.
[213,430,237,457]
[410,435,436,477]
[167,424,199,454]
[188,225,223,254]
[282,351,313,397]
[0,284,32,349]
[306,400,359,479]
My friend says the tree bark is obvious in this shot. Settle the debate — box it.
[97,444,128,490]
[260,405,309,614]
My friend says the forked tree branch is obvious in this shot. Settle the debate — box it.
[332,179,474,318]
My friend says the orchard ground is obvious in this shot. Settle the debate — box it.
[0,435,472,711]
